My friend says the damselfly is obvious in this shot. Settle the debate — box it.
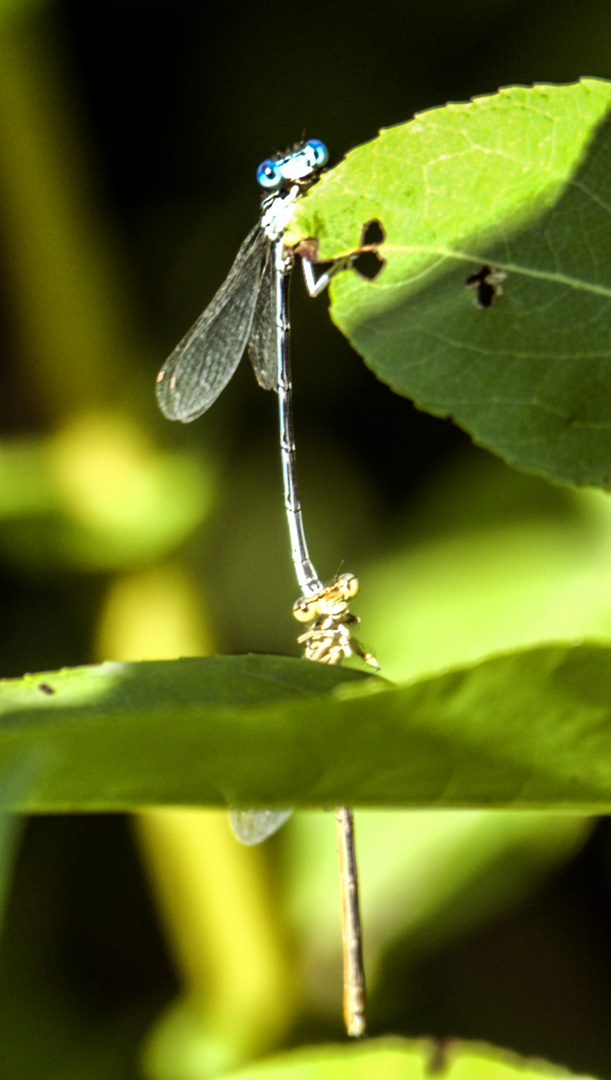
[157,138,332,595]
[156,140,374,1037]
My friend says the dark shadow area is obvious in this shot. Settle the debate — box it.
[373,821,611,1078]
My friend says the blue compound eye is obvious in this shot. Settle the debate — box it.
[304,139,328,168]
[256,158,283,189]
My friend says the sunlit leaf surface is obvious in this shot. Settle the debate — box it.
[291,80,611,488]
[4,646,611,811]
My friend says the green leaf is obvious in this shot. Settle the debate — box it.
[290,79,611,489]
[218,1036,598,1080]
[5,646,611,812]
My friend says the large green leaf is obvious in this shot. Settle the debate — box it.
[219,1037,597,1080]
[290,79,611,489]
[5,645,611,811]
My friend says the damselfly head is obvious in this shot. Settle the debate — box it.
[292,572,361,625]
[293,575,378,669]
[256,139,329,191]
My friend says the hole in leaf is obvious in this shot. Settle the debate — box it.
[466,264,507,309]
[360,219,385,246]
[353,250,385,280]
[294,218,387,284]
[353,219,386,280]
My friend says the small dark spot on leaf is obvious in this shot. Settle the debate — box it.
[360,219,385,246]
[37,683,55,695]
[466,264,507,309]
